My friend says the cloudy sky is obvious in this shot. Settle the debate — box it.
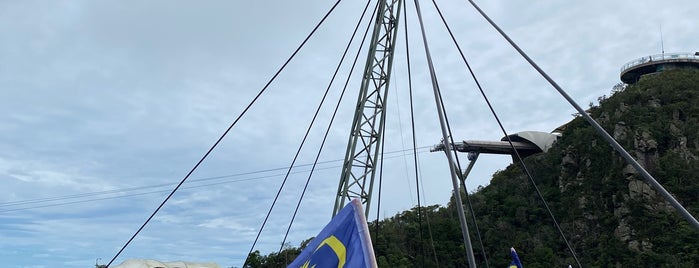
[1,0,697,267]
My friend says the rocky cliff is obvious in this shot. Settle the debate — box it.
[468,69,699,267]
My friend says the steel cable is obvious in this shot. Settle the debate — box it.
[275,0,377,256]
[103,1,344,266]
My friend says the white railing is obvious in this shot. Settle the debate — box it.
[620,52,699,73]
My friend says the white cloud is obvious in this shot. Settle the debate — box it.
[1,0,698,267]
[198,217,256,235]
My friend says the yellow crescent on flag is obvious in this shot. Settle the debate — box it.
[301,235,347,268]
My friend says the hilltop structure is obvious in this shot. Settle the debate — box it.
[620,52,699,84]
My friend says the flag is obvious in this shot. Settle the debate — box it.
[287,199,377,268]
[508,247,523,268]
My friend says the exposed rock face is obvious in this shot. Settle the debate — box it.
[458,70,699,266]
[613,121,627,140]
[554,71,699,255]
[669,122,698,162]
[632,130,658,173]
[590,117,669,251]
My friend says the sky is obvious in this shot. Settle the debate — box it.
[1,0,697,267]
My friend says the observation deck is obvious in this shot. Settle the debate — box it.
[620,52,699,84]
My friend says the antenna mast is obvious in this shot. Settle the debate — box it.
[660,24,665,54]
[334,0,403,217]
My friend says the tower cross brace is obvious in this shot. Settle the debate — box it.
[333,0,403,217]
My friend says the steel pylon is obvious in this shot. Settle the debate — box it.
[333,0,403,217]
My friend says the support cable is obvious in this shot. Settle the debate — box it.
[375,0,397,244]
[411,0,477,266]
[1,166,345,214]
[393,73,416,205]
[374,152,384,247]
[105,1,343,267]
[426,1,493,266]
[372,0,396,236]
[433,0,581,266]
[433,54,488,268]
[426,0,578,265]
[401,2,430,266]
[374,152,384,250]
[1,147,432,213]
[455,154,489,268]
[434,79,491,268]
[465,0,699,233]
[375,90,388,252]
[374,25,388,242]
[276,0,377,254]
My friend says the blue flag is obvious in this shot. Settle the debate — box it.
[287,199,377,268]
[508,247,523,268]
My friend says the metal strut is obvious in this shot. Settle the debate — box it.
[334,0,403,217]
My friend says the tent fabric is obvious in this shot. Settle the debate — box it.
[112,259,220,268]
[502,131,560,153]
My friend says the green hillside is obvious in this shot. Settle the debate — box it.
[468,68,699,267]
[246,69,699,267]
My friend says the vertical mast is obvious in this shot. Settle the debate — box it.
[334,0,403,217]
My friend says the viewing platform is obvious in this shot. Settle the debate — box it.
[620,52,699,84]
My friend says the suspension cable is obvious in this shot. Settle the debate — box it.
[277,0,377,255]
[433,50,487,268]
[434,57,491,267]
[213,0,344,265]
[375,59,387,249]
[1,148,433,213]
[411,0,478,266]
[466,0,699,234]
[105,1,343,267]
[438,1,583,266]
[375,84,388,254]
[1,166,348,214]
[426,0,580,265]
[371,0,389,251]
[435,73,490,268]
[374,2,390,239]
[401,2,429,266]
[393,69,416,206]
[427,2,490,266]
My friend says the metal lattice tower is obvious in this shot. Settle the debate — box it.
[333,0,403,217]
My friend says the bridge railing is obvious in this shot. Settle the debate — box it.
[620,52,699,73]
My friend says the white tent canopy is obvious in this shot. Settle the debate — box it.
[112,259,221,268]
[503,131,561,153]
